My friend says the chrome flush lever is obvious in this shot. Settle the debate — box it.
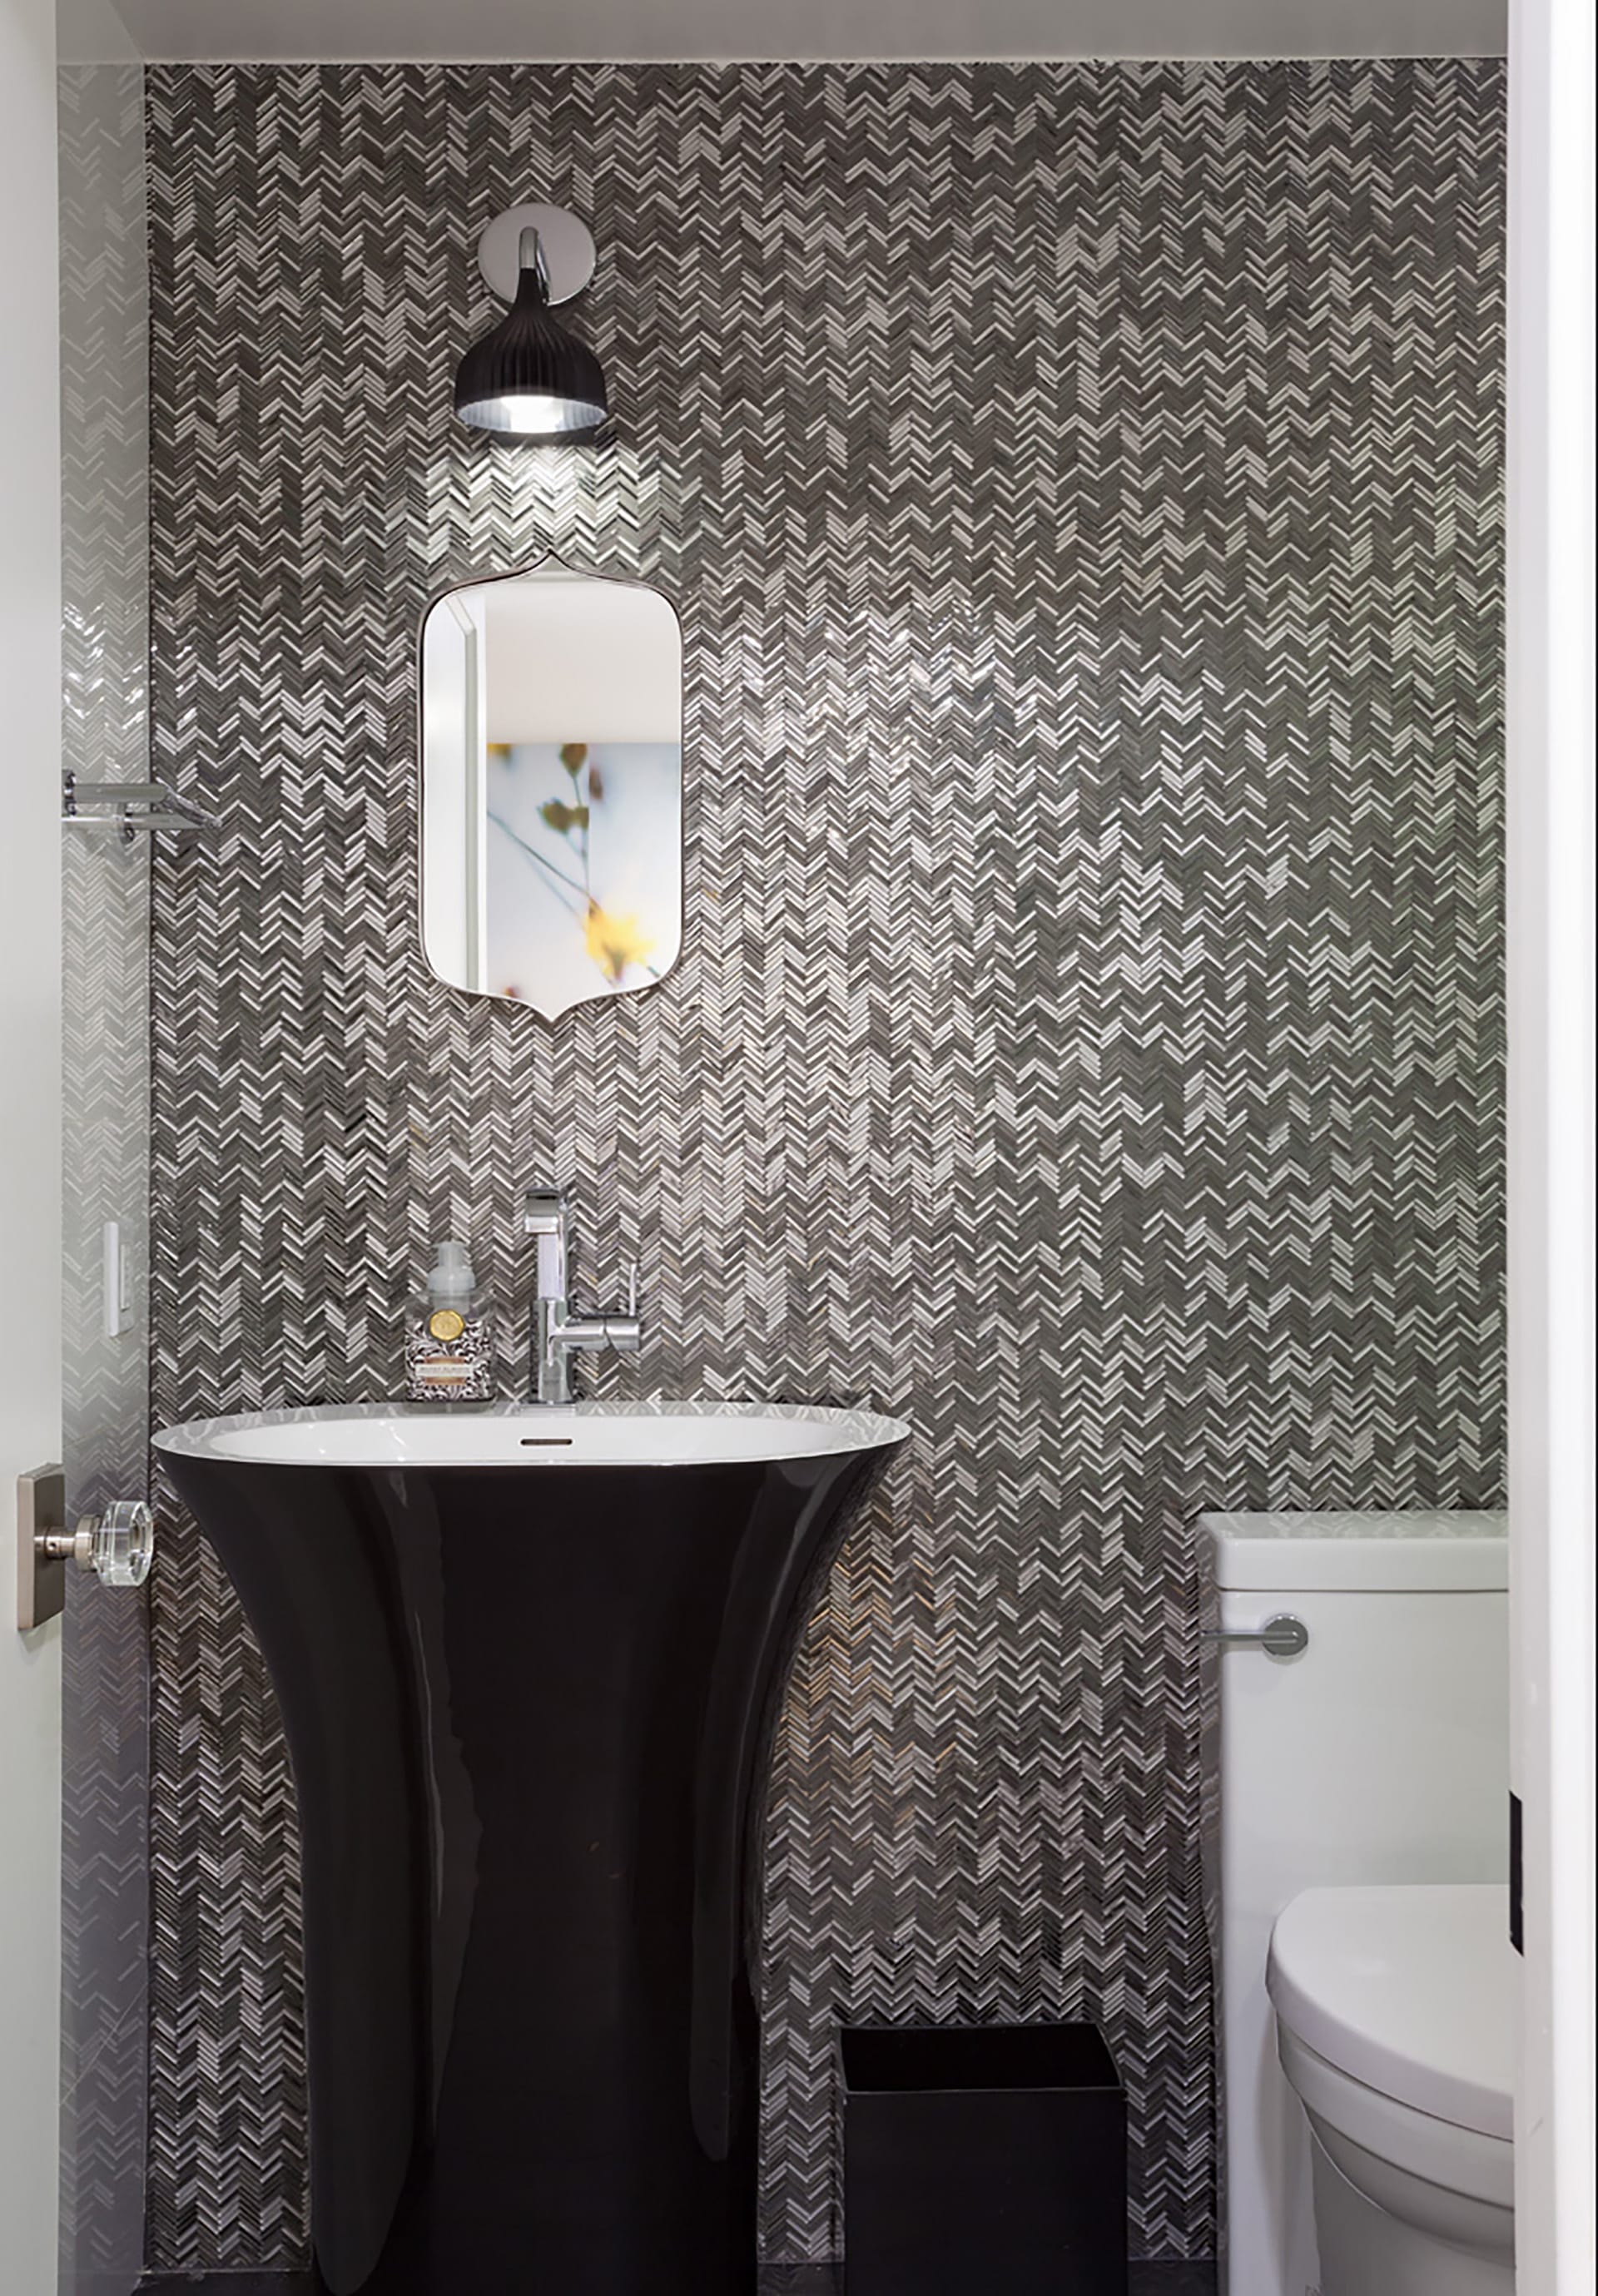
[1200,1614,1309,1659]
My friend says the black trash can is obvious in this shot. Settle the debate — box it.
[839,2023,1128,2296]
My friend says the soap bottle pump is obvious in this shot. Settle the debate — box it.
[405,1240,492,1403]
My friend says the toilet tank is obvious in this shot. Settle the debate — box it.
[1197,1510,1509,2296]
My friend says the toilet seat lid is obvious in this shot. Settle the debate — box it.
[1268,1884,1514,2140]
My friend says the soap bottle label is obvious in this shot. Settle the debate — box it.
[405,1307,492,1401]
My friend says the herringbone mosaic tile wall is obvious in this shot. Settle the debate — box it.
[144,59,1506,2269]
[59,62,150,2296]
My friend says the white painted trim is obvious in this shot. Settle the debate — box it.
[1506,2,1597,2290]
[0,0,65,2286]
[54,0,138,63]
[67,45,1518,63]
[65,0,1509,66]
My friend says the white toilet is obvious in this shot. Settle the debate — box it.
[1198,1509,1510,2296]
[1269,1882,1514,2294]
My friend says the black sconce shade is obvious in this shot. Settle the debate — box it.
[454,236,608,442]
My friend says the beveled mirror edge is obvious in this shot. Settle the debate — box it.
[414,550,686,1018]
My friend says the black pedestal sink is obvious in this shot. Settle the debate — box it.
[155,1399,907,2296]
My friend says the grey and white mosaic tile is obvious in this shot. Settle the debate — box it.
[58,57,151,2296]
[142,59,1506,2272]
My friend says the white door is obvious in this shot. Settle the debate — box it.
[1506,2,1597,2294]
[0,0,65,2289]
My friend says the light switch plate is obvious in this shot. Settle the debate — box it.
[102,1218,130,1338]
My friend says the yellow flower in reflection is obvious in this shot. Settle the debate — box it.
[583,902,655,982]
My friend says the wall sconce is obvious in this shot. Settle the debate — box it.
[454,202,608,443]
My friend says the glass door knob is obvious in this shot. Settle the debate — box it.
[37,1498,156,1589]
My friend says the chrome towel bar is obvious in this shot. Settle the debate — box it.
[62,770,212,839]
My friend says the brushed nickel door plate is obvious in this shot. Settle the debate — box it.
[14,1466,155,1629]
[17,1462,67,1631]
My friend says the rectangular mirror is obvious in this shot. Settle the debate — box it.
[419,559,683,1015]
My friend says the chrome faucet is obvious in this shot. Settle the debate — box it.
[524,1187,643,1405]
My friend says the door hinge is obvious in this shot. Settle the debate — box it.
[1510,1792,1524,1955]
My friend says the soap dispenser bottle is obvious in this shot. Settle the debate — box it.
[405,1240,492,1403]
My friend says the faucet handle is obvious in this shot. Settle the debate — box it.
[594,1262,643,1355]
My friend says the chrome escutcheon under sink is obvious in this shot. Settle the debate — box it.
[153,1400,909,2295]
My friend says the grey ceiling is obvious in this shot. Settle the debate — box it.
[76,0,1506,62]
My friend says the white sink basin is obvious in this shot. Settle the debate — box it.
[154,1398,911,1470]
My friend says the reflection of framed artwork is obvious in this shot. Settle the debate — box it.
[485,740,682,1004]
[419,559,683,1017]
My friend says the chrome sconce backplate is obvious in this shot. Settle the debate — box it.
[474,203,597,305]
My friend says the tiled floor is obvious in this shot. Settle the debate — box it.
[140,2262,1218,2294]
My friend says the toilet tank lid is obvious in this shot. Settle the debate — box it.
[1268,1884,1513,2140]
[1198,1510,1508,1590]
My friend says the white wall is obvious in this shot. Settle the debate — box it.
[1506,2,1597,2292]
[55,0,136,58]
[0,0,65,2292]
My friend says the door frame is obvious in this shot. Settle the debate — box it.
[0,0,66,2291]
[1506,2,1597,2292]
